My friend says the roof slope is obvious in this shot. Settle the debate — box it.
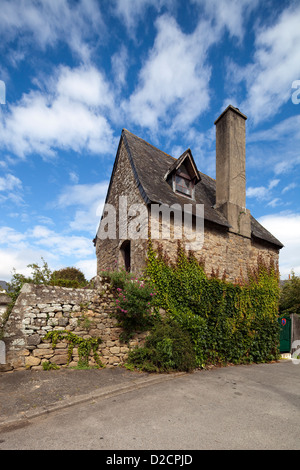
[111,129,283,248]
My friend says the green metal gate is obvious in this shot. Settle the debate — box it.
[278,316,291,353]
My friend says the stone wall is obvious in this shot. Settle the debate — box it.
[2,280,146,371]
[96,138,148,275]
[151,220,279,282]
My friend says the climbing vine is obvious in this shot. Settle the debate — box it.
[43,330,104,368]
[145,241,281,368]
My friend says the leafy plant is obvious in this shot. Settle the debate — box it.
[279,271,300,315]
[100,268,134,289]
[126,320,197,372]
[43,330,104,369]
[111,274,158,342]
[42,361,60,370]
[51,267,88,288]
[146,241,280,367]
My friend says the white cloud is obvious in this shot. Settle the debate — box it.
[0,173,24,205]
[267,198,281,208]
[231,4,300,123]
[69,171,79,184]
[193,0,258,40]
[56,65,115,109]
[0,0,104,62]
[0,65,117,159]
[246,114,300,177]
[56,181,109,234]
[111,0,174,33]
[57,181,109,208]
[111,46,129,90]
[247,179,280,200]
[248,115,300,143]
[282,182,297,194]
[75,259,97,281]
[0,174,22,191]
[125,14,214,132]
[258,212,300,278]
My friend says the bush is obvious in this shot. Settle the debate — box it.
[113,276,158,342]
[51,267,88,288]
[100,268,134,290]
[126,320,197,372]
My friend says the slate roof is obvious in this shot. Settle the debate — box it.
[105,129,283,249]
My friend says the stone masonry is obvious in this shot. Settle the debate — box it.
[2,280,147,371]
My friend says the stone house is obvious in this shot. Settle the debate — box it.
[94,105,283,282]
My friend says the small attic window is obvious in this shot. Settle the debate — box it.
[174,166,194,198]
[165,149,200,200]
[175,174,192,197]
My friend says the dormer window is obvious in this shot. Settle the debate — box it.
[164,148,201,201]
[175,169,193,197]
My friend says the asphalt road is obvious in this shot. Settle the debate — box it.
[0,361,299,451]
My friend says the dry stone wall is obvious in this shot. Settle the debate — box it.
[2,280,146,371]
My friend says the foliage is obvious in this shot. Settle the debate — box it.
[100,268,134,289]
[8,258,52,294]
[51,267,88,288]
[279,271,300,315]
[126,320,197,372]
[145,241,281,368]
[42,361,60,370]
[43,330,104,369]
[100,268,158,342]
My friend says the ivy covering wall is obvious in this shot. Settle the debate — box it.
[145,242,281,368]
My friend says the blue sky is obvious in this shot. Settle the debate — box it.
[0,0,300,281]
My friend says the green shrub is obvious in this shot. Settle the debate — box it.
[104,271,158,342]
[127,320,197,372]
[100,268,134,290]
[51,267,88,288]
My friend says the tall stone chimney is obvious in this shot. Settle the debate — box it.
[214,105,251,238]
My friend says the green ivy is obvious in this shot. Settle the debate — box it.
[146,241,281,368]
[43,330,104,368]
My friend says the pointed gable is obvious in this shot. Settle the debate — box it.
[164,148,201,183]
[163,148,201,199]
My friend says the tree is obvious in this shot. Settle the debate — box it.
[279,271,300,315]
[8,258,52,294]
[51,267,86,283]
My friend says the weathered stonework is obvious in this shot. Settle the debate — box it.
[3,281,147,371]
[96,138,148,274]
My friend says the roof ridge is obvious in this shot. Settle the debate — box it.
[122,128,176,160]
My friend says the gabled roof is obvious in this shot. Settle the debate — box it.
[164,148,201,183]
[103,129,283,249]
